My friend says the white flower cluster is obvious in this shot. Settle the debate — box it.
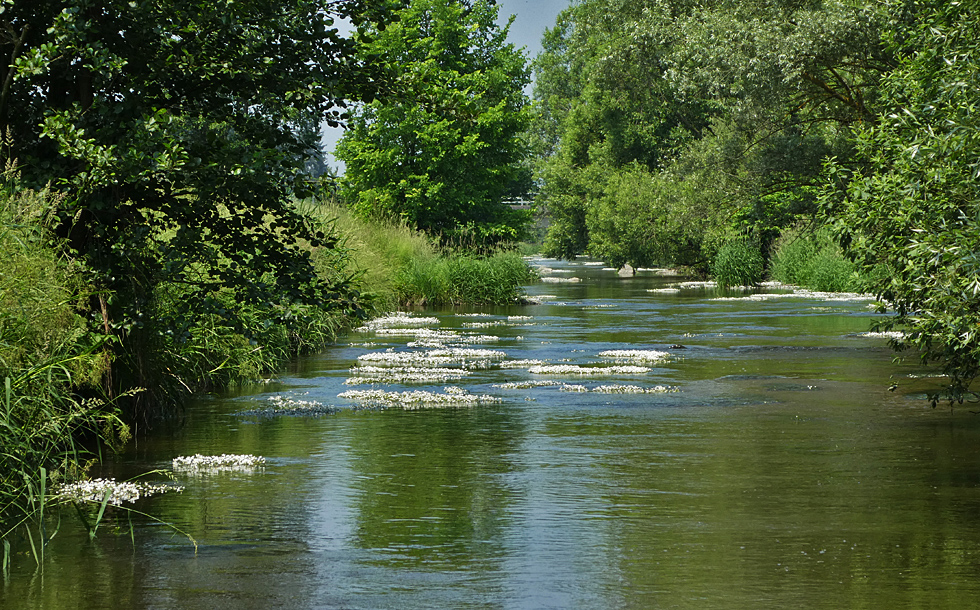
[172,454,265,474]
[540,276,582,283]
[598,350,670,364]
[560,384,589,392]
[338,387,501,409]
[498,359,545,369]
[357,312,440,331]
[492,380,563,389]
[462,320,509,328]
[374,328,459,339]
[57,478,183,506]
[528,364,651,376]
[358,348,506,369]
[858,331,904,339]
[592,384,679,394]
[344,365,470,385]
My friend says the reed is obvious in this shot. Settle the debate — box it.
[302,197,537,306]
[770,226,861,293]
[1,184,131,560]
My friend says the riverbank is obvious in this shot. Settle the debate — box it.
[0,188,535,556]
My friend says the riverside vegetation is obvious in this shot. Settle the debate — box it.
[0,0,534,557]
[2,0,979,568]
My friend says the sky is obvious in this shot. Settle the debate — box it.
[321,0,571,171]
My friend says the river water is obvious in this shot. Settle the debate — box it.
[4,259,980,609]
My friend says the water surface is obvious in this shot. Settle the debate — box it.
[4,260,980,609]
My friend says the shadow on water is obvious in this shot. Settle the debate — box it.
[4,258,980,610]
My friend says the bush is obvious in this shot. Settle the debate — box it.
[712,240,764,287]
[770,227,860,292]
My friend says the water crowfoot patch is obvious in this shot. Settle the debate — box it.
[237,395,340,417]
[57,479,183,506]
[338,387,502,409]
[358,348,507,368]
[345,366,471,385]
[357,312,440,331]
[528,364,651,376]
[598,350,671,364]
[492,380,563,389]
[499,359,546,369]
[592,384,679,394]
[173,454,266,474]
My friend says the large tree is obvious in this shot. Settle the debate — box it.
[1,0,395,406]
[533,0,894,270]
[824,0,980,404]
[336,0,531,244]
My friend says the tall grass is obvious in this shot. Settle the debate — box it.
[770,226,861,292]
[712,239,764,288]
[303,198,536,307]
[1,184,129,559]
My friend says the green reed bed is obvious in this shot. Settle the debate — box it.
[302,198,537,307]
[770,226,862,293]
[1,185,130,563]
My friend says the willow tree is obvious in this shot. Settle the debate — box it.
[824,0,980,404]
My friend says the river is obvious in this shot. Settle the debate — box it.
[3,258,980,609]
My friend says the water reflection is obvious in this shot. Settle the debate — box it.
[3,259,980,609]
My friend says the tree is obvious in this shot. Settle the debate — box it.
[1,0,396,410]
[533,0,895,271]
[823,0,980,404]
[336,0,531,244]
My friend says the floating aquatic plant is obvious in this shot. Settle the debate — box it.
[357,313,440,331]
[345,365,470,384]
[57,478,183,506]
[338,387,501,409]
[528,364,651,376]
[540,276,582,283]
[499,359,545,369]
[508,315,534,321]
[598,350,670,364]
[462,320,508,328]
[492,380,563,389]
[237,395,340,417]
[172,454,266,474]
[358,348,507,368]
[560,384,589,392]
[857,331,905,339]
[592,384,679,394]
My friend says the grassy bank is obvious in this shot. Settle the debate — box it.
[304,198,537,308]
[769,226,862,292]
[1,185,129,555]
[1,187,537,553]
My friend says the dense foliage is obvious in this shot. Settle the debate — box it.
[1,0,399,416]
[336,0,532,244]
[532,0,979,402]
[823,0,980,403]
[533,0,893,271]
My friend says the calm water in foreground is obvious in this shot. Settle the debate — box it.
[4,259,980,609]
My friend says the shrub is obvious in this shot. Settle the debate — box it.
[712,240,764,288]
[770,226,860,292]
